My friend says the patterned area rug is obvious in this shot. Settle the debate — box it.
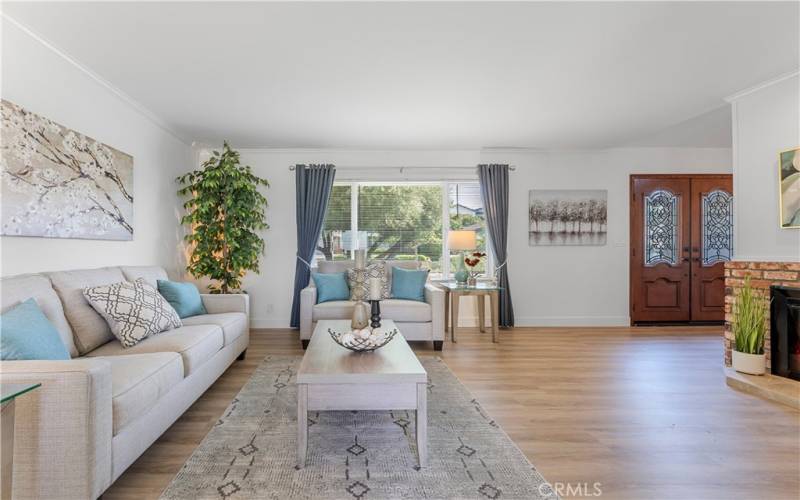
[160,355,555,500]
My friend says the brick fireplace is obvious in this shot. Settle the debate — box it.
[724,261,800,372]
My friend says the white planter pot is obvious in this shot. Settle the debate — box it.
[732,350,766,376]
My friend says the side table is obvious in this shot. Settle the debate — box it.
[1,383,41,499]
[439,282,502,343]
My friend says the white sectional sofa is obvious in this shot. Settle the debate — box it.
[0,266,249,500]
[299,260,445,350]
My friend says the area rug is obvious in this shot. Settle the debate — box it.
[160,355,555,500]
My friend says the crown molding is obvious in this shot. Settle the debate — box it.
[2,12,191,145]
[724,70,800,103]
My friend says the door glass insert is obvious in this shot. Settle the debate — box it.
[701,190,733,266]
[644,189,679,266]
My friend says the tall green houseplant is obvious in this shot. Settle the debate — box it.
[177,142,269,293]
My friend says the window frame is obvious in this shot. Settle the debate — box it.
[327,180,494,281]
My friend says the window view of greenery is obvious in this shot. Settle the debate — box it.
[318,182,488,278]
[359,185,443,271]
[318,185,351,262]
[449,183,488,275]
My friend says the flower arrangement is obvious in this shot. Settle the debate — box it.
[464,251,487,284]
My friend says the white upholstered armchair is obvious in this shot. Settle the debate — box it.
[299,260,445,350]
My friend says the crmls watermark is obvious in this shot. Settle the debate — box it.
[538,481,603,498]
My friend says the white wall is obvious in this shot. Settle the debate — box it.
[0,17,192,276]
[206,147,730,328]
[484,148,731,326]
[729,73,800,262]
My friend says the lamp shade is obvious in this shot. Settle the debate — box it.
[448,230,477,251]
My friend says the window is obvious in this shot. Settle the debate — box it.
[448,183,489,276]
[319,181,491,279]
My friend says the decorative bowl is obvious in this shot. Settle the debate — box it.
[328,327,399,352]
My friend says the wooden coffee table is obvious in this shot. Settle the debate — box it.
[297,319,428,468]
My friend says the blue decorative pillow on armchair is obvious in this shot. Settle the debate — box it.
[390,267,429,302]
[312,272,350,303]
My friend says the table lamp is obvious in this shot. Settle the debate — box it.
[448,230,476,284]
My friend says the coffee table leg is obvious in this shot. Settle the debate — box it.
[297,384,308,468]
[416,382,428,468]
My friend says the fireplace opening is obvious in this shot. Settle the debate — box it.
[770,286,800,381]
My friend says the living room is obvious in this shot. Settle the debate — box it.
[1,2,799,499]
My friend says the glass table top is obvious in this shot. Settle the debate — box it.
[1,383,41,404]
[439,281,503,291]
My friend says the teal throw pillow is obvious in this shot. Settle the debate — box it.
[1,298,70,360]
[312,272,350,304]
[390,267,429,302]
[157,280,207,318]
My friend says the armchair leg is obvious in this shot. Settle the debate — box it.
[237,349,247,361]
[433,341,443,351]
[301,339,309,350]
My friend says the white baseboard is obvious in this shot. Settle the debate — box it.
[251,317,292,329]
[514,315,630,327]
[249,315,631,329]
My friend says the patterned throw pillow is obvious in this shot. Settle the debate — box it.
[347,261,390,301]
[83,278,182,348]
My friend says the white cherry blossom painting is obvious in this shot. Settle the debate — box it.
[1,100,133,240]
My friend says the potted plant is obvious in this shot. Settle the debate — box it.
[732,276,769,375]
[464,251,487,287]
[177,142,269,293]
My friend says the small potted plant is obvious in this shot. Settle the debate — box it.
[464,252,487,287]
[732,276,769,375]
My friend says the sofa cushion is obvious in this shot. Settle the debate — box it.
[347,261,389,300]
[312,299,431,322]
[91,352,183,436]
[181,312,247,346]
[157,280,207,318]
[0,273,77,357]
[390,267,429,302]
[316,260,421,291]
[86,324,223,376]
[312,272,350,303]
[1,298,71,361]
[83,278,182,348]
[120,266,168,288]
[48,267,127,354]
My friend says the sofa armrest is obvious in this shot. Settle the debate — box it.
[200,293,250,316]
[0,358,113,499]
[424,282,445,341]
[299,286,317,340]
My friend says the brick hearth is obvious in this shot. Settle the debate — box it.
[724,261,800,371]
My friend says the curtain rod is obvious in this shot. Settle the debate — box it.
[288,165,516,171]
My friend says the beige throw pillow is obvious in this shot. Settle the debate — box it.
[347,261,390,301]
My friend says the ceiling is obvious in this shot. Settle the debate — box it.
[2,1,797,149]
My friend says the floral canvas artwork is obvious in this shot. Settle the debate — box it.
[1,100,133,240]
[529,189,607,246]
[779,147,800,228]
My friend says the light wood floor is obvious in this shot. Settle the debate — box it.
[104,327,800,500]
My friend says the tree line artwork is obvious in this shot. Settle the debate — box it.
[529,189,607,246]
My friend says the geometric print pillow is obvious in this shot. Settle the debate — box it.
[83,278,182,348]
[347,260,390,301]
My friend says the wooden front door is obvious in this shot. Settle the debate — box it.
[630,174,733,324]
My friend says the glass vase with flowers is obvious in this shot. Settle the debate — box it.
[464,252,487,286]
